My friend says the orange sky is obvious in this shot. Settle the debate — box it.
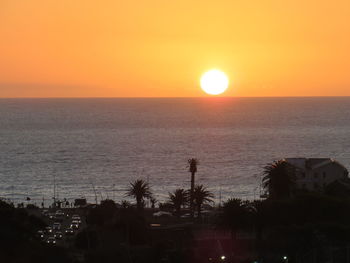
[1,0,350,97]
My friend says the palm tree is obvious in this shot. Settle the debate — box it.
[188,158,198,217]
[169,188,188,216]
[262,160,296,199]
[126,179,152,211]
[192,185,214,218]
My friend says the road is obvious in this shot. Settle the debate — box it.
[28,208,86,247]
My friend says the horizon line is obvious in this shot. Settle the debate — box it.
[1,95,350,99]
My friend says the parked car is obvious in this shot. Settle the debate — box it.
[52,222,61,230]
[41,210,49,217]
[46,236,56,245]
[72,219,81,226]
[45,226,53,234]
[72,215,82,224]
[54,231,63,239]
[48,213,56,220]
[37,230,45,240]
[55,210,65,221]
[70,222,79,230]
[65,228,74,235]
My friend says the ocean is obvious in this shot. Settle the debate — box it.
[1,97,350,206]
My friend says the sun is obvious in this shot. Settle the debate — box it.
[200,69,229,95]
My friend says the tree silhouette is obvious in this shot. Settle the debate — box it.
[169,188,188,216]
[192,185,213,218]
[126,179,152,211]
[150,196,157,209]
[221,198,249,239]
[262,160,296,199]
[121,200,131,209]
[188,158,198,217]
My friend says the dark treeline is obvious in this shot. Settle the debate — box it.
[68,193,350,263]
[219,194,350,263]
[2,159,350,263]
[2,192,350,262]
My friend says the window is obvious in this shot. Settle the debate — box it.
[314,173,318,178]
[314,182,319,189]
[302,172,306,178]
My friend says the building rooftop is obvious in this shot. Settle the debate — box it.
[284,158,333,170]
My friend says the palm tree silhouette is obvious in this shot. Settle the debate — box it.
[126,179,152,211]
[169,188,188,216]
[188,158,198,217]
[262,160,296,199]
[193,185,214,218]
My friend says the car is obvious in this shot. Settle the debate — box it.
[72,219,81,225]
[48,213,56,220]
[45,226,53,234]
[54,231,63,239]
[180,212,199,218]
[37,230,45,239]
[70,223,79,230]
[41,210,49,216]
[52,222,61,230]
[72,215,82,223]
[65,228,74,235]
[180,213,191,218]
[46,236,56,245]
[55,211,65,221]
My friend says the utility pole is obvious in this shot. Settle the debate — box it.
[188,158,198,218]
[53,174,56,207]
[11,185,14,204]
[91,182,98,205]
[147,175,150,208]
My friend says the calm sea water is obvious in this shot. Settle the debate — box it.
[1,97,350,206]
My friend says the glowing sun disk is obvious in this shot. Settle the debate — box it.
[200,69,229,95]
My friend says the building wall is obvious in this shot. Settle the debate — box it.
[295,162,348,192]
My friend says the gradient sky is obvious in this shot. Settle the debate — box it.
[1,0,350,97]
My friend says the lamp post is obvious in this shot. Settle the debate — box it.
[188,158,198,218]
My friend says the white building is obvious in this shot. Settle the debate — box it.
[284,158,348,192]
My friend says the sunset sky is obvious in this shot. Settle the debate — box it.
[1,0,350,97]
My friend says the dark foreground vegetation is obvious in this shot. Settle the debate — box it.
[2,192,350,263]
[0,200,71,263]
[2,159,350,263]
